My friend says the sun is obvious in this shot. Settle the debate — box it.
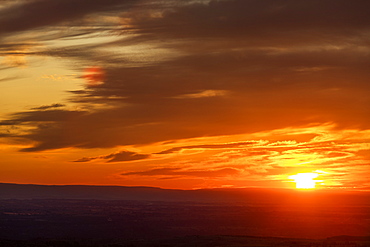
[289,172,320,189]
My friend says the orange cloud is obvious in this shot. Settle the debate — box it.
[83,66,105,86]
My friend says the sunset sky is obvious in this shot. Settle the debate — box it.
[1,0,369,190]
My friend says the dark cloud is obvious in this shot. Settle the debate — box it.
[121,167,241,178]
[1,109,85,123]
[0,132,12,137]
[1,0,369,151]
[0,42,35,53]
[30,103,65,110]
[0,109,87,151]
[73,150,150,162]
[105,150,150,162]
[0,0,137,35]
[3,55,369,151]
[125,0,370,46]
[73,157,97,163]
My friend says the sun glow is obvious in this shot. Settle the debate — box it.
[289,172,320,189]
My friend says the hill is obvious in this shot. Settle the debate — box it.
[1,182,369,204]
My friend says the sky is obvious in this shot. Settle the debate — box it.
[0,0,369,190]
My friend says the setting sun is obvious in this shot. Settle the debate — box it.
[289,173,320,189]
[1,0,370,243]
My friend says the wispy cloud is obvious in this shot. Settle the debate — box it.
[74,150,150,163]
[0,0,136,36]
[156,141,264,154]
[121,167,241,178]
[173,90,228,99]
[117,126,370,187]
[30,103,65,110]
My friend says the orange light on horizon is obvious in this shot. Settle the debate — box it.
[289,172,321,189]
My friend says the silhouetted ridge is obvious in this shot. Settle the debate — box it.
[0,183,369,204]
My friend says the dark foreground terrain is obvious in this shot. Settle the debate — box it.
[1,199,369,246]
[0,235,370,247]
[0,184,369,246]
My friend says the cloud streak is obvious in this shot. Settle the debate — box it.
[0,0,136,35]
[125,0,370,48]
[121,167,241,178]
[74,150,151,163]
